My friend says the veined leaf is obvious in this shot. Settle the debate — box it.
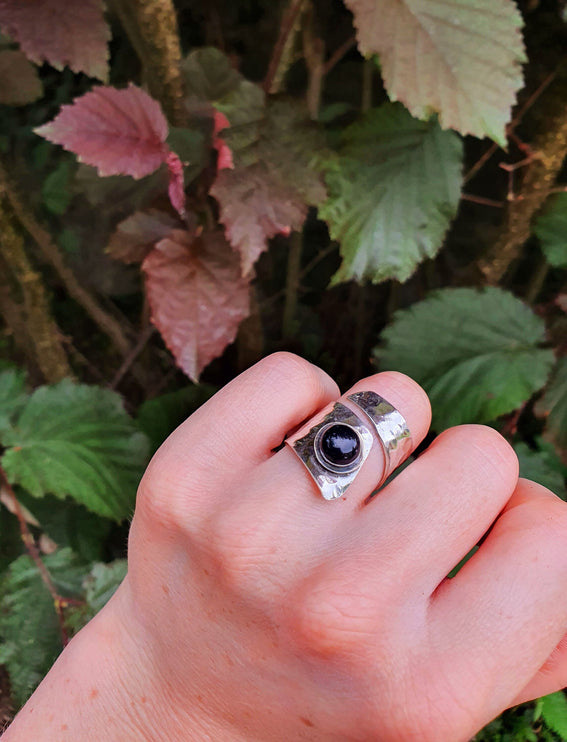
[0,368,28,437]
[377,287,554,430]
[0,548,89,706]
[320,103,462,284]
[344,0,525,145]
[534,193,567,268]
[536,357,567,460]
[143,229,250,382]
[540,692,567,739]
[0,0,110,81]
[1,381,149,521]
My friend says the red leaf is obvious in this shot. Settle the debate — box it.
[35,84,169,179]
[0,49,42,105]
[107,210,179,264]
[143,230,250,381]
[0,0,110,81]
[166,151,186,218]
[213,110,234,171]
[211,165,308,275]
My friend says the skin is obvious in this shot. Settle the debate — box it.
[3,352,567,742]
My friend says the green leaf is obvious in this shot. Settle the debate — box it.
[541,692,567,740]
[534,193,567,268]
[536,357,567,459]
[1,381,149,521]
[377,287,555,430]
[320,104,463,284]
[181,47,265,130]
[66,559,128,634]
[0,548,89,706]
[344,0,525,145]
[42,159,74,215]
[137,384,216,454]
[514,441,566,499]
[0,369,28,437]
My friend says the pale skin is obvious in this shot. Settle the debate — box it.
[3,352,567,742]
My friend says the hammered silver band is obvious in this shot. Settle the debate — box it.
[347,391,412,488]
[285,392,412,500]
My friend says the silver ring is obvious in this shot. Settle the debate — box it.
[285,402,373,500]
[348,391,412,488]
[285,393,412,500]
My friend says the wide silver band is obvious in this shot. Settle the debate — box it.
[285,402,373,500]
[347,391,412,488]
[285,392,412,500]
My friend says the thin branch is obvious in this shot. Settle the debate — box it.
[110,324,156,389]
[461,193,505,208]
[0,161,134,359]
[282,231,303,339]
[323,36,356,76]
[0,467,72,647]
[263,0,306,94]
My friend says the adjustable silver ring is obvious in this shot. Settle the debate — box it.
[285,393,412,500]
[348,391,412,488]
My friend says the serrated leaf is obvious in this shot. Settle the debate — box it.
[0,548,89,706]
[377,287,554,430]
[1,381,149,521]
[320,103,463,284]
[107,209,179,264]
[213,101,327,272]
[137,384,216,453]
[84,560,127,614]
[181,47,265,130]
[0,49,42,105]
[536,357,567,459]
[534,193,567,268]
[35,84,169,180]
[514,442,566,499]
[0,368,28,437]
[211,164,308,275]
[142,229,250,382]
[0,0,110,81]
[541,692,567,739]
[344,0,525,145]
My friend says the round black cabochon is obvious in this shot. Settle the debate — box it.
[320,424,361,466]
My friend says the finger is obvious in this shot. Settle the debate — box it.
[139,352,339,514]
[346,424,519,594]
[512,632,567,704]
[429,479,567,716]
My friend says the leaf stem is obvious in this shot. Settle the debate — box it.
[282,231,303,340]
[323,36,356,76]
[263,0,306,94]
[0,467,71,647]
[361,57,373,112]
[525,252,550,305]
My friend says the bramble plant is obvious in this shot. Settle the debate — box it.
[0,0,566,737]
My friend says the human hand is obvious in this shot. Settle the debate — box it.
[6,353,567,742]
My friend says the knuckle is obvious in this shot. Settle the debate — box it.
[440,424,519,483]
[260,352,328,400]
[287,572,379,660]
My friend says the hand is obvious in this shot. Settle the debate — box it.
[5,353,567,742]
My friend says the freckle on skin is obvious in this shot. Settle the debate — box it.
[300,717,314,727]
[61,724,68,731]
[141,696,147,704]
[90,688,99,700]
[161,584,169,595]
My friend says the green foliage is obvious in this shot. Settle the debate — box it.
[514,440,567,499]
[536,357,567,457]
[377,288,554,430]
[41,158,74,215]
[539,692,567,740]
[319,103,463,284]
[0,368,27,435]
[534,194,567,268]
[1,378,149,521]
[0,548,89,706]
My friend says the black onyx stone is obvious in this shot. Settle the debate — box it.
[320,424,360,466]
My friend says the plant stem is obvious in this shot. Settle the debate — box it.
[263,0,306,94]
[361,57,373,112]
[323,36,356,76]
[303,2,325,120]
[282,231,303,340]
[0,188,72,383]
[0,162,134,360]
[525,252,550,305]
[0,466,72,647]
[110,0,187,126]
